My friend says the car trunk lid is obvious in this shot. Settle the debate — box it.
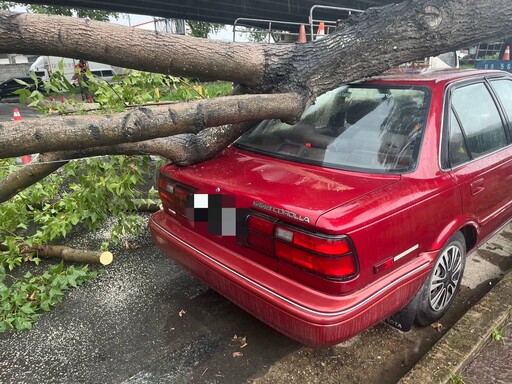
[159,147,400,230]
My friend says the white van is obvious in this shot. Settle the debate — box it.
[29,56,117,83]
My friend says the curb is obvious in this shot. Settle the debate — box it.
[399,269,512,384]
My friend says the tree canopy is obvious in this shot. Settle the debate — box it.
[0,1,118,20]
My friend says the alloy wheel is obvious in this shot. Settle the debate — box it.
[429,244,463,312]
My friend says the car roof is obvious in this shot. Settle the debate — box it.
[364,69,510,86]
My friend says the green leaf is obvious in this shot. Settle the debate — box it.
[20,302,35,314]
[40,301,51,311]
[17,222,28,230]
[50,262,64,275]
[49,287,63,300]
[14,78,29,86]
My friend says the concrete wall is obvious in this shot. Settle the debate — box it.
[0,63,32,82]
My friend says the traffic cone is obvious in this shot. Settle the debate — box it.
[13,109,32,164]
[316,22,325,40]
[13,108,22,121]
[297,24,306,44]
[503,45,510,60]
[21,154,32,164]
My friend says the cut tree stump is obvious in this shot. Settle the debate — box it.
[34,245,113,265]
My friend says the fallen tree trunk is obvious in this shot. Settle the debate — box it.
[34,245,113,265]
[0,93,303,159]
[1,0,512,206]
[0,11,265,85]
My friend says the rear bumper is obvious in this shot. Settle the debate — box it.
[149,210,434,347]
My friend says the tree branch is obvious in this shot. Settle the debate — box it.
[33,245,113,265]
[0,93,303,159]
[0,122,255,203]
[0,153,68,203]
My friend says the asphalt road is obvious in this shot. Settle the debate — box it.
[1,100,511,383]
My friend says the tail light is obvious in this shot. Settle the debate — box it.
[158,177,194,218]
[246,213,358,280]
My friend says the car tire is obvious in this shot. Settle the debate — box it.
[414,231,466,326]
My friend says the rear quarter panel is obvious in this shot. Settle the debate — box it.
[317,175,461,290]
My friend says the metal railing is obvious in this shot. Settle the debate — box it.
[308,5,363,40]
[232,17,310,43]
[232,5,365,43]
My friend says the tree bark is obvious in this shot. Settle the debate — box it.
[0,93,303,158]
[0,153,68,203]
[260,0,512,98]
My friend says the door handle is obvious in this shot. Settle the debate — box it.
[470,178,485,195]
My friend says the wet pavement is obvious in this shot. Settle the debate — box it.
[0,219,300,384]
[466,224,512,384]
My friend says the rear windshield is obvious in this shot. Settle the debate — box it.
[235,85,430,173]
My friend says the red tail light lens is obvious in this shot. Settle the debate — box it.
[247,215,274,235]
[246,213,358,280]
[158,177,193,217]
[275,242,357,279]
[246,214,276,256]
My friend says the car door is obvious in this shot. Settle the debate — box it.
[442,79,512,239]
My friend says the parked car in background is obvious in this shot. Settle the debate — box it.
[150,69,512,346]
[0,76,43,101]
[29,56,117,83]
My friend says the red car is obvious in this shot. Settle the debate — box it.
[150,69,512,346]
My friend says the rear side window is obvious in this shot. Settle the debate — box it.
[490,79,512,123]
[448,109,470,167]
[451,83,507,158]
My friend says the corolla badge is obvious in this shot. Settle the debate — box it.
[253,201,310,223]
